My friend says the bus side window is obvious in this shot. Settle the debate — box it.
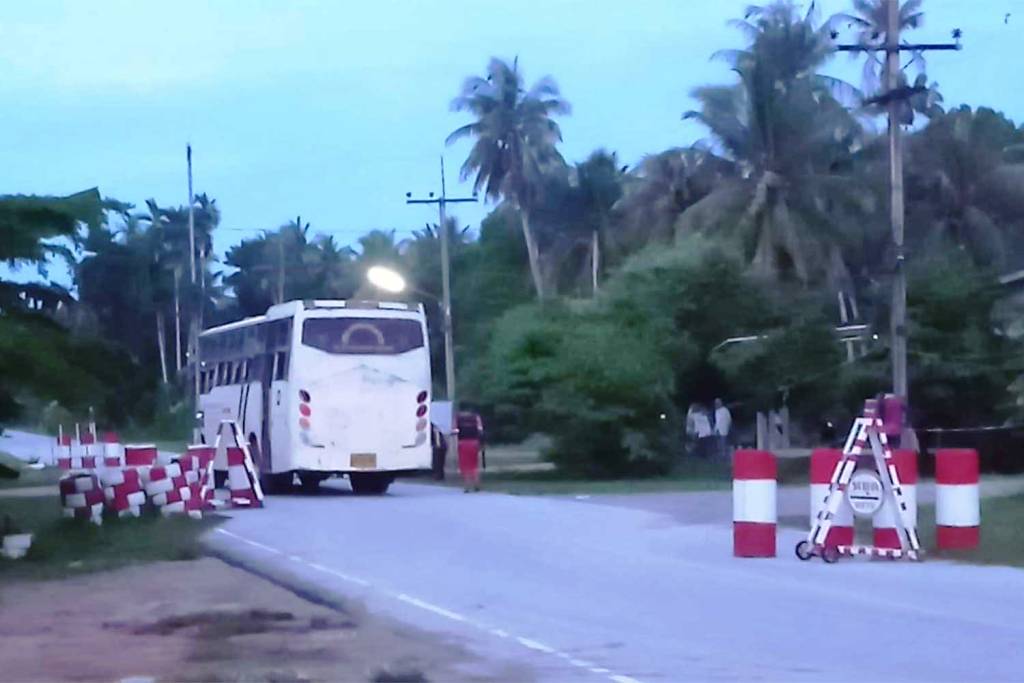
[274,351,288,381]
[235,360,246,384]
[218,362,229,386]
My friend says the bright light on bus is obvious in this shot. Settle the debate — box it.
[367,266,407,294]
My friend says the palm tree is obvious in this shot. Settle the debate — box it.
[616,147,734,248]
[679,1,870,288]
[906,106,1024,267]
[838,0,924,97]
[447,57,570,300]
[309,235,358,299]
[570,150,623,294]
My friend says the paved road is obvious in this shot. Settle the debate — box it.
[1,429,57,464]
[211,480,1024,683]
[7,429,1024,680]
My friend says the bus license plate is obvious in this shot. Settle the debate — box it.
[350,453,377,469]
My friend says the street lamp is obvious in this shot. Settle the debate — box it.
[366,265,407,294]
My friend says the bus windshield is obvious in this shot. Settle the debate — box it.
[301,317,424,355]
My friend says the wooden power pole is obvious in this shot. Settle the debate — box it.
[837,0,961,426]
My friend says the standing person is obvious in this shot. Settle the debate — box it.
[456,411,483,492]
[685,403,699,457]
[693,404,713,458]
[430,423,447,481]
[713,398,732,459]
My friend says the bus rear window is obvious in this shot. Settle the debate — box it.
[302,317,424,355]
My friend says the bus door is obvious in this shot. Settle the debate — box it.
[257,351,274,471]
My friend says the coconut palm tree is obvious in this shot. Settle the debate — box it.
[679,1,871,288]
[571,150,624,294]
[838,0,924,97]
[616,147,734,248]
[447,57,570,300]
[906,106,1024,268]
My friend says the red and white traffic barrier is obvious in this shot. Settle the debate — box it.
[935,448,980,550]
[224,446,264,508]
[809,448,853,548]
[177,446,217,518]
[100,432,124,468]
[733,449,776,557]
[124,444,157,467]
[873,449,918,549]
[59,473,104,525]
[100,467,146,518]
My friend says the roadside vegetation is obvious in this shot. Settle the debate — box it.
[0,494,219,580]
[2,0,1023,479]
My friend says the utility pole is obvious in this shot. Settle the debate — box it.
[406,156,477,466]
[836,0,960,432]
[187,145,196,285]
[186,144,200,442]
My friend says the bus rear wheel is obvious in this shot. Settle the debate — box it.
[349,472,392,495]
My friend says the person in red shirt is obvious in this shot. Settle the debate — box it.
[456,411,484,492]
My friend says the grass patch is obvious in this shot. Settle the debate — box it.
[916,494,1024,568]
[0,494,221,580]
[0,452,63,490]
[462,456,810,496]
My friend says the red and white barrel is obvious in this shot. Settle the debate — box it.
[872,449,918,549]
[935,448,980,550]
[733,449,776,557]
[810,449,853,547]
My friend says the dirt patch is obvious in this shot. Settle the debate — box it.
[0,558,522,682]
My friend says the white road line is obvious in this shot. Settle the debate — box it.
[396,594,470,623]
[517,637,557,654]
[307,564,371,587]
[215,528,644,683]
[215,528,281,554]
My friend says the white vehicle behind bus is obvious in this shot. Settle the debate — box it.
[198,299,432,494]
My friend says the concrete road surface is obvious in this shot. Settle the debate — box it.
[211,481,1024,682]
[1,429,57,464]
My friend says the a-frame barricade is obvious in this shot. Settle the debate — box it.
[797,398,921,563]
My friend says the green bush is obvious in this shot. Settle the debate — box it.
[482,303,677,477]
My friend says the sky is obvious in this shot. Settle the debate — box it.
[2,0,1020,286]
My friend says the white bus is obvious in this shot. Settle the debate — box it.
[198,299,433,494]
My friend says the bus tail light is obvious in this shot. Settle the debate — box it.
[416,418,428,432]
[416,404,428,418]
[299,389,311,403]
[417,390,428,404]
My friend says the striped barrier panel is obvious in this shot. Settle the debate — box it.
[809,448,853,548]
[873,449,918,549]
